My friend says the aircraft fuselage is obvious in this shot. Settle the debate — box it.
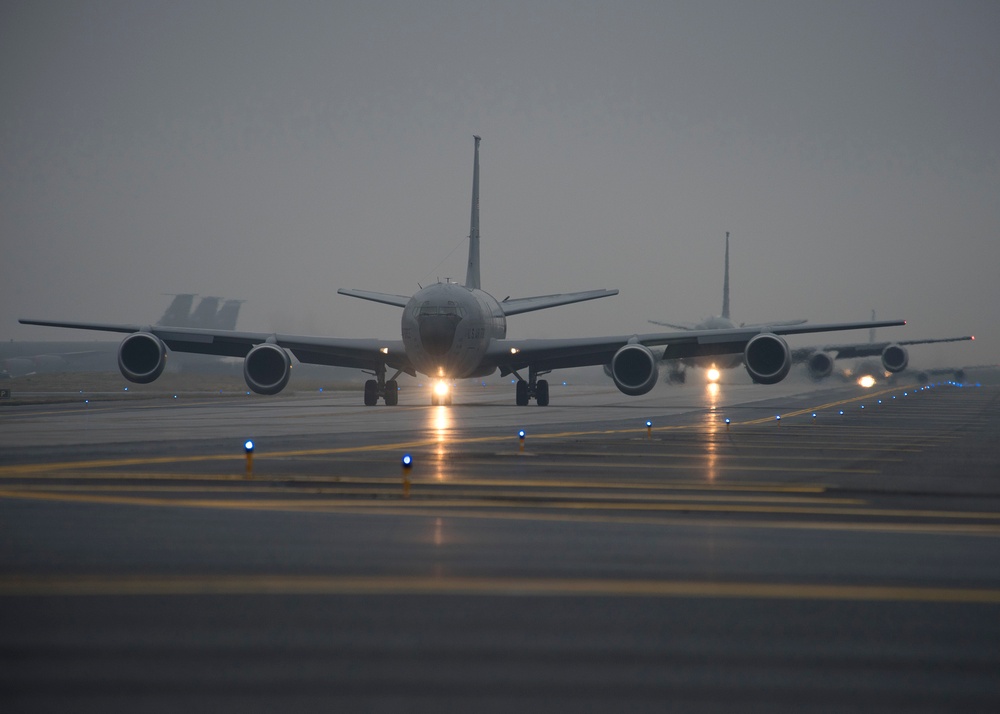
[401,282,506,379]
[681,316,743,370]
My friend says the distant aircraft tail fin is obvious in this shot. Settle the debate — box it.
[721,232,731,321]
[156,294,196,327]
[465,135,482,290]
[214,299,244,330]
[190,297,222,328]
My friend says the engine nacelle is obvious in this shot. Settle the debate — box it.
[610,343,659,396]
[244,343,292,395]
[806,351,836,380]
[118,332,167,384]
[881,344,909,373]
[744,333,791,385]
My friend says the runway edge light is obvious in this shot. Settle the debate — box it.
[401,454,412,499]
[244,439,254,479]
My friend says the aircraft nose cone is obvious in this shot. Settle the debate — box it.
[419,315,461,357]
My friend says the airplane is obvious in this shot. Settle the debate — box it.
[3,294,244,377]
[157,294,244,330]
[20,136,908,406]
[793,310,974,383]
[645,231,806,383]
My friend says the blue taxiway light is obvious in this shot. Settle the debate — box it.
[646,420,652,428]
[839,410,844,415]
[401,454,413,468]
[518,430,526,439]
[775,415,781,421]
[244,440,254,453]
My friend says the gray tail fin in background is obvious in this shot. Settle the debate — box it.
[721,231,731,321]
[157,294,196,327]
[465,135,481,290]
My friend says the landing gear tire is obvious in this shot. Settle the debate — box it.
[536,379,549,407]
[515,380,529,406]
[385,379,399,406]
[364,379,378,406]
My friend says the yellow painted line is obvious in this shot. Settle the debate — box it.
[0,471,831,493]
[2,484,865,506]
[2,574,1000,603]
[2,488,998,521]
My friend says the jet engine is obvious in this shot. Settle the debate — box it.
[881,344,909,373]
[610,343,659,396]
[744,333,791,385]
[243,343,292,395]
[118,332,167,384]
[806,351,836,380]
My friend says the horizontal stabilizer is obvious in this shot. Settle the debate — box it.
[500,289,618,316]
[337,289,411,308]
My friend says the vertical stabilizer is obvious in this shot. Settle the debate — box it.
[721,232,731,320]
[157,294,196,327]
[465,135,482,290]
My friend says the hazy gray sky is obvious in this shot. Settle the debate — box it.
[3,0,997,366]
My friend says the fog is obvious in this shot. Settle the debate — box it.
[3,1,997,368]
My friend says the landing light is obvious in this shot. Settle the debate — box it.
[434,380,450,397]
[380,347,389,355]
[857,375,876,388]
[707,367,721,383]
[510,347,519,355]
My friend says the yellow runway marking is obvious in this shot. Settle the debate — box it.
[2,488,998,523]
[1,483,865,505]
[2,574,1000,603]
[0,471,832,493]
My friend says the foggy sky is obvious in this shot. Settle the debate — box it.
[2,0,997,367]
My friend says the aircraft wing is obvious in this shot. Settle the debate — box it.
[484,319,907,375]
[336,289,412,308]
[740,319,808,328]
[18,320,414,375]
[500,289,618,316]
[791,335,973,362]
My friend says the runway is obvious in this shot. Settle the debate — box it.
[2,371,999,712]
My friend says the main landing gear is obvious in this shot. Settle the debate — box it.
[513,366,550,406]
[363,365,401,406]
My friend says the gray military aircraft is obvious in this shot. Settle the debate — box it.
[646,231,806,383]
[20,137,907,406]
[793,311,974,383]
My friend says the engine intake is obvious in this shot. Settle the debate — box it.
[744,333,791,385]
[807,351,836,380]
[244,343,292,395]
[610,343,659,396]
[118,333,167,384]
[881,344,909,373]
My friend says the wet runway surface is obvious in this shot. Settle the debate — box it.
[2,373,999,712]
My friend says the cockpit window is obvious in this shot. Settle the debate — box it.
[417,303,465,318]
